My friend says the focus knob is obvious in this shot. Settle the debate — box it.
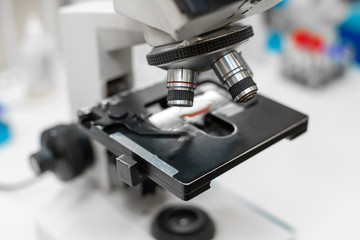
[30,124,93,181]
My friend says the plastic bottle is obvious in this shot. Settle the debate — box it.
[20,15,57,98]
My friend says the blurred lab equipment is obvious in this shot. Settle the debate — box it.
[265,0,356,87]
[338,2,360,65]
[0,0,61,69]
[0,103,10,145]
[281,28,351,87]
[20,16,58,97]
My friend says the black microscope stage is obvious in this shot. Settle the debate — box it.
[78,79,308,200]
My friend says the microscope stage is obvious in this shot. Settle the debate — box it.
[79,80,308,200]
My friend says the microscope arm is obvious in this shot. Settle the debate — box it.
[60,1,145,115]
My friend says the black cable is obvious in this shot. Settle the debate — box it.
[197,79,225,89]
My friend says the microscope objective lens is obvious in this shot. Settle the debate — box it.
[166,69,197,107]
[213,51,258,103]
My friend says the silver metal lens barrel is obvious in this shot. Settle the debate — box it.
[166,69,197,107]
[212,51,257,103]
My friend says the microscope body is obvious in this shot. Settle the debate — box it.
[57,0,308,200]
[60,0,284,191]
[30,1,309,239]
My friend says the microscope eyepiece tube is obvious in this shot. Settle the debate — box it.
[212,51,257,103]
[166,69,197,107]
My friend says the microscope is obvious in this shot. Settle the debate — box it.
[30,1,308,239]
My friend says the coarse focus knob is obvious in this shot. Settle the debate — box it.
[166,69,197,107]
[30,124,93,181]
[212,51,257,103]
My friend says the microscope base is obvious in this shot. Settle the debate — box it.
[36,180,293,240]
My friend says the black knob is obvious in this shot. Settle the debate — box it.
[152,206,215,240]
[30,124,93,181]
[108,106,128,120]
